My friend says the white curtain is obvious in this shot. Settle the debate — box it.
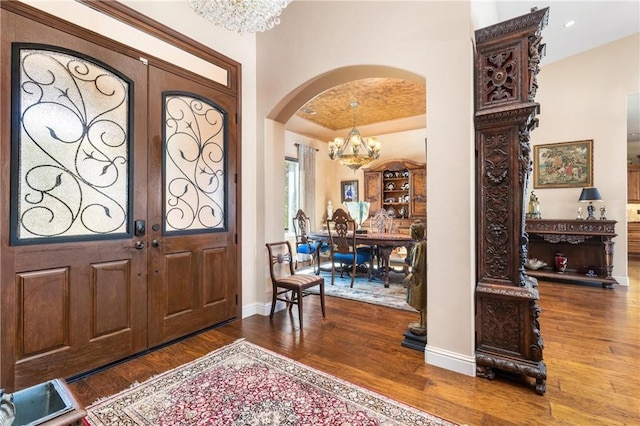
[298,144,316,228]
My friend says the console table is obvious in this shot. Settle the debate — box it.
[525,219,617,289]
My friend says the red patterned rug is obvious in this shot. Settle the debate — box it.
[84,339,457,425]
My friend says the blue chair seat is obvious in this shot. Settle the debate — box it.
[332,248,371,265]
[297,241,329,255]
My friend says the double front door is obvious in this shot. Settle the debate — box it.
[1,8,238,390]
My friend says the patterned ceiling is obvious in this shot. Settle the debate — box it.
[295,78,426,132]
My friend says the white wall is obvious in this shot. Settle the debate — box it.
[531,33,640,285]
[257,1,477,375]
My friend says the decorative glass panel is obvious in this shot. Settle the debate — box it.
[164,94,226,233]
[13,47,131,243]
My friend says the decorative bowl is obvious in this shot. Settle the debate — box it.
[525,258,547,270]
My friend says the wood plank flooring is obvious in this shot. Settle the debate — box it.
[68,258,640,425]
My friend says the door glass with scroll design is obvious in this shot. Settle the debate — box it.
[11,45,132,244]
[163,93,226,234]
[3,37,147,391]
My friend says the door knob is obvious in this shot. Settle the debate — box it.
[151,239,162,248]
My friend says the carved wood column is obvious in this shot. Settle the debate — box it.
[474,7,549,395]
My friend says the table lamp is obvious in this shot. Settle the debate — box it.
[578,187,602,220]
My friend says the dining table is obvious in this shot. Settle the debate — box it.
[308,231,414,287]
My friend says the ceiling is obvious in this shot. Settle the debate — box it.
[288,1,640,149]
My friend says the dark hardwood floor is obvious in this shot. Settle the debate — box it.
[69,258,640,425]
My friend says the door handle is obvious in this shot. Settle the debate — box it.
[124,241,145,250]
[151,239,172,248]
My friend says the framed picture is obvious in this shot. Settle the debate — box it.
[533,140,593,189]
[341,180,358,203]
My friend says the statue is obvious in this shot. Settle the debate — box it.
[0,389,15,426]
[526,191,541,219]
[404,221,427,336]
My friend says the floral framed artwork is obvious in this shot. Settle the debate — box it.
[341,180,358,203]
[533,140,593,189]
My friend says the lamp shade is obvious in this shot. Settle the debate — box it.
[578,187,603,202]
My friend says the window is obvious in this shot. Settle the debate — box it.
[284,157,299,232]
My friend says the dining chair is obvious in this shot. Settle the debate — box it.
[371,208,394,233]
[326,208,372,287]
[292,209,329,274]
[370,208,394,273]
[266,241,325,330]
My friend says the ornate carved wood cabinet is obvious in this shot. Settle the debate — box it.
[474,7,549,394]
[363,159,426,232]
[526,219,617,289]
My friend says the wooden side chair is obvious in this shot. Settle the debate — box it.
[370,208,394,272]
[371,208,394,234]
[292,209,329,274]
[326,208,372,287]
[266,241,325,329]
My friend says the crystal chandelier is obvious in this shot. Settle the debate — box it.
[328,102,381,171]
[188,0,292,34]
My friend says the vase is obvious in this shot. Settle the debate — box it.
[554,252,567,273]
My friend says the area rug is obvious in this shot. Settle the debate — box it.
[84,339,456,426]
[299,266,417,312]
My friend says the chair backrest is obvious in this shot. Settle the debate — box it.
[326,208,356,255]
[266,241,295,283]
[292,209,312,246]
[371,208,394,233]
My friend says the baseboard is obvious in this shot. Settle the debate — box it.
[242,302,260,318]
[242,301,286,319]
[425,345,476,377]
[613,275,629,286]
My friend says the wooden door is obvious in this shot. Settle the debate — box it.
[410,168,427,218]
[146,66,238,346]
[1,11,149,390]
[1,8,239,390]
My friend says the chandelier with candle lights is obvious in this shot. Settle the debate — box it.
[328,102,381,171]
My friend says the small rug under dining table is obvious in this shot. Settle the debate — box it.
[83,339,458,425]
[300,265,417,312]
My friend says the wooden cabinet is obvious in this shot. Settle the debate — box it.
[362,159,426,232]
[628,165,640,202]
[474,7,548,395]
[629,222,640,256]
[525,219,617,288]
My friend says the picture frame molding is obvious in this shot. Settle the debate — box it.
[533,139,594,189]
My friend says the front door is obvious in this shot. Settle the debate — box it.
[146,66,238,346]
[1,8,238,391]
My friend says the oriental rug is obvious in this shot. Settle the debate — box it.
[84,339,456,426]
[300,266,417,312]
